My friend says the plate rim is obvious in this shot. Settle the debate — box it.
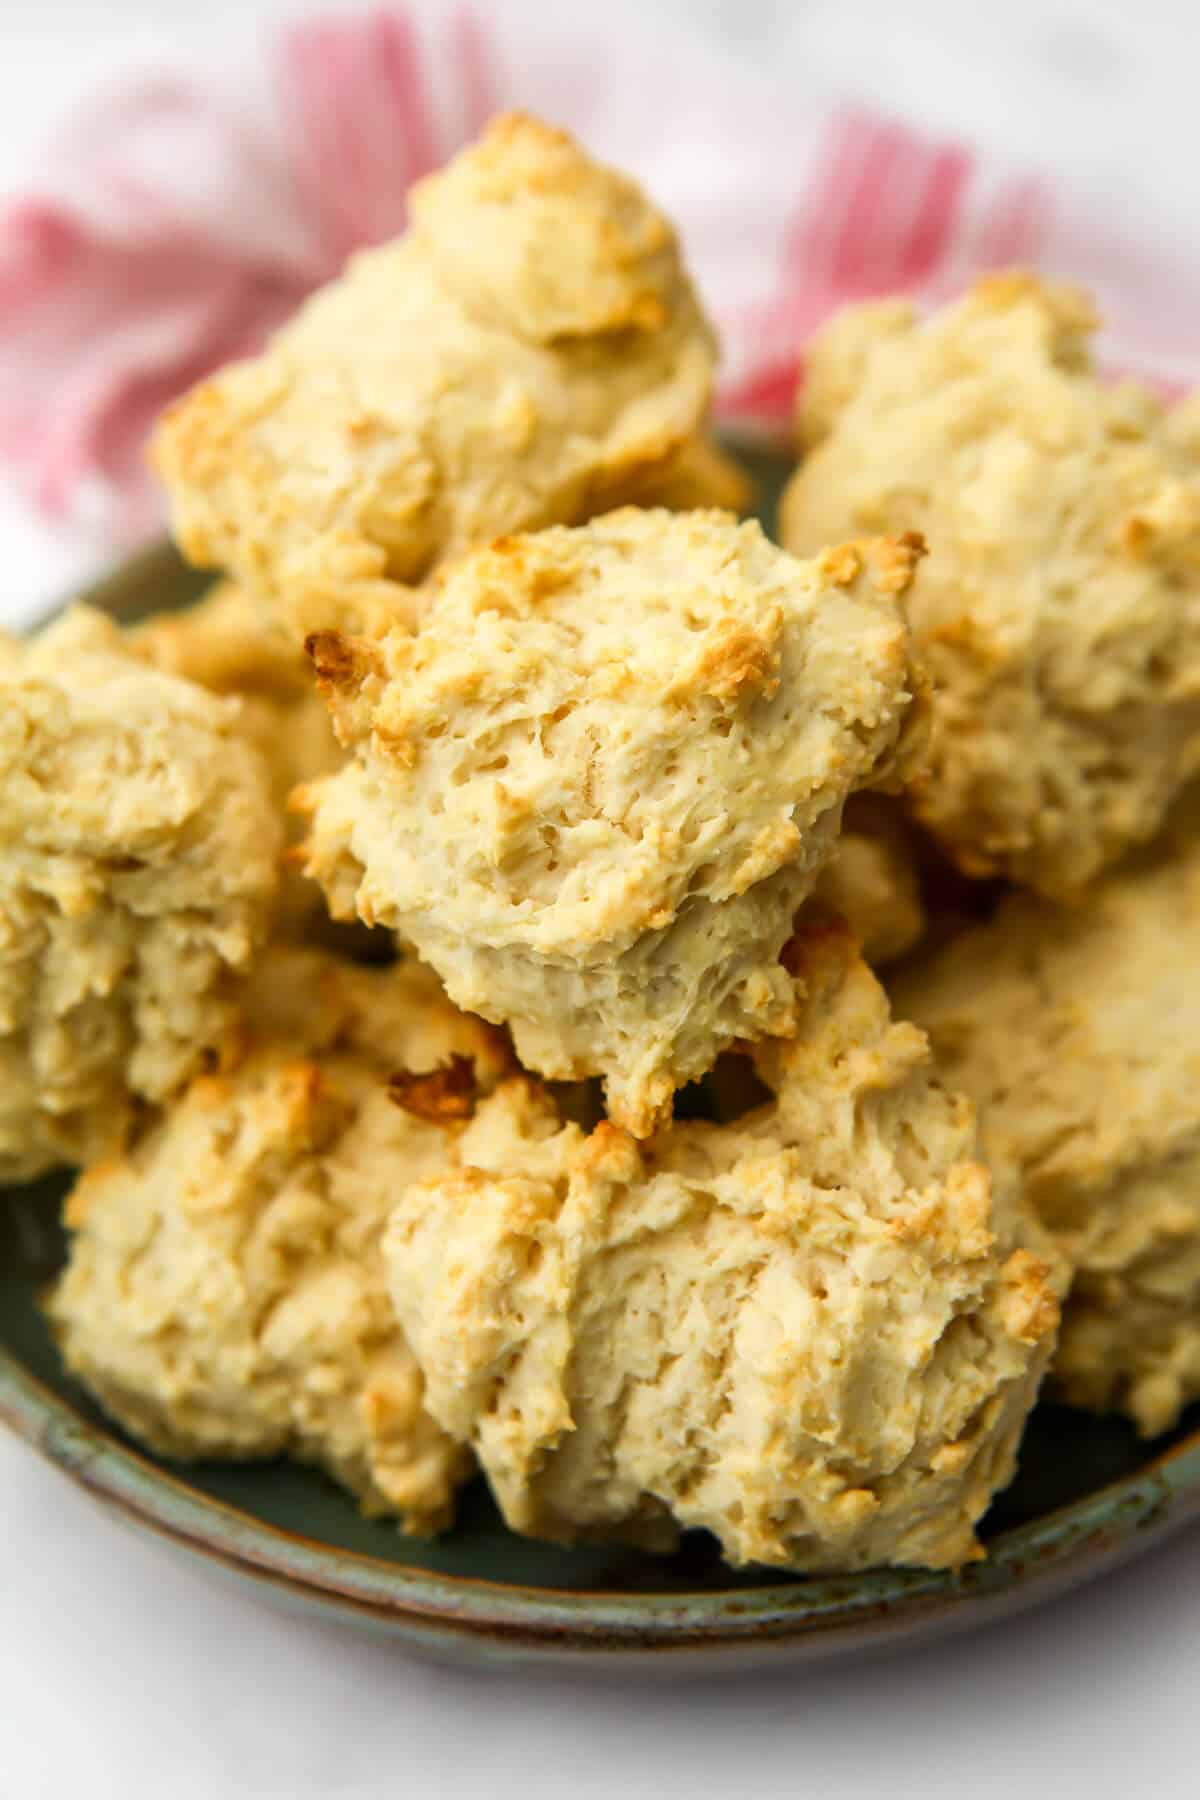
[5,1342,1200,1658]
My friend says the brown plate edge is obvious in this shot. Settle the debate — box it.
[5,1345,1200,1669]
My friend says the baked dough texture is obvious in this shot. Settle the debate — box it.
[1163,389,1200,464]
[48,948,513,1529]
[151,113,717,643]
[780,274,1200,898]
[384,920,1062,1572]
[0,606,281,1182]
[130,579,341,815]
[813,795,925,966]
[891,824,1200,1436]
[300,510,926,1135]
[131,581,344,935]
[629,436,755,515]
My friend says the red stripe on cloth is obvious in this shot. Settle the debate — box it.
[452,6,499,137]
[781,112,973,316]
[977,174,1048,270]
[827,118,923,294]
[900,143,973,286]
[729,116,902,428]
[1021,179,1052,262]
[341,20,402,243]
[373,8,439,192]
[718,353,801,426]
[765,110,887,365]
[275,10,440,261]
[324,25,375,247]
[277,7,449,262]
[276,23,357,267]
[981,180,1024,266]
[781,109,870,294]
[0,203,79,303]
[730,117,977,433]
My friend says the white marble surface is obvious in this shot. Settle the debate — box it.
[2,3,1199,1795]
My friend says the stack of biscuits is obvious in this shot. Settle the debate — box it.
[11,112,1200,1575]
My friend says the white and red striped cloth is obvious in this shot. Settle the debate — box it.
[2,3,1200,542]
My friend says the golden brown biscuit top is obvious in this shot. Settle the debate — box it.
[409,112,686,342]
[385,920,1061,1572]
[305,510,925,954]
[890,828,1200,1238]
[782,273,1200,897]
[0,604,279,890]
[129,579,314,701]
[0,603,285,1180]
[150,114,717,643]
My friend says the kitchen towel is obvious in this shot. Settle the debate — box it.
[2,2,1199,540]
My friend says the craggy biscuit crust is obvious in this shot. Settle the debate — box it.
[892,822,1200,1436]
[781,275,1200,897]
[130,579,339,786]
[813,795,925,966]
[625,436,755,515]
[131,580,344,935]
[385,922,1061,1572]
[48,949,511,1528]
[301,510,925,1134]
[0,607,281,1180]
[152,114,716,643]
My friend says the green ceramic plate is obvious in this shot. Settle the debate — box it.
[3,455,1200,1671]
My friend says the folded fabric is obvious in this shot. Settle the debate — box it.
[1,3,1199,541]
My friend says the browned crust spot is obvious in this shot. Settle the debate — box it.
[1001,1249,1062,1345]
[695,623,781,703]
[867,532,927,595]
[818,544,862,588]
[779,914,857,981]
[970,269,1098,330]
[579,1119,643,1182]
[305,630,379,693]
[1118,514,1154,557]
[388,1055,479,1123]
